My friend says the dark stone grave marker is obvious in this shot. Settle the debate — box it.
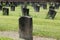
[0,5,2,10]
[31,2,35,7]
[3,8,9,15]
[46,5,57,19]
[42,3,47,9]
[11,5,15,11]
[0,2,1,5]
[39,2,43,7]
[1,1,3,6]
[21,4,29,16]
[6,1,10,7]
[33,3,40,12]
[22,8,29,16]
[55,3,60,9]
[10,2,14,6]
[13,2,18,7]
[27,2,30,5]
[19,16,33,40]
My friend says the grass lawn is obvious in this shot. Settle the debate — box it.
[0,5,60,40]
[0,37,13,40]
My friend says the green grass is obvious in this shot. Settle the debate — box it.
[0,5,60,39]
[0,37,13,40]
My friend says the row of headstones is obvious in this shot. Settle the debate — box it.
[0,2,60,9]
[0,5,15,15]
[0,2,57,19]
[32,2,60,12]
[0,2,60,13]
[0,2,20,7]
[1,4,56,19]
[21,3,57,19]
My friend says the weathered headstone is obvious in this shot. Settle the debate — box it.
[13,2,18,7]
[1,1,3,6]
[33,3,40,12]
[46,5,57,19]
[10,2,12,5]
[31,2,35,7]
[22,8,29,16]
[21,4,29,16]
[39,2,43,7]
[27,2,30,5]
[42,3,47,9]
[49,2,54,6]
[55,3,60,9]
[3,8,9,15]
[6,1,10,7]
[0,5,2,10]
[11,5,15,11]
[0,2,1,5]
[19,16,33,40]
[10,2,14,6]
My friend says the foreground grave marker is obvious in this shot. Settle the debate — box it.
[19,16,33,40]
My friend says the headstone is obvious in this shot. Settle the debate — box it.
[0,5,2,10]
[55,3,60,9]
[31,2,35,7]
[21,4,29,16]
[3,8,9,15]
[10,2,12,5]
[6,1,10,7]
[27,2,30,5]
[10,2,14,6]
[43,3,47,9]
[33,3,40,12]
[49,2,54,6]
[0,2,1,5]
[1,1,3,6]
[11,5,15,11]
[46,5,57,19]
[19,16,33,40]
[49,5,55,10]
[13,2,18,7]
[22,8,29,16]
[39,2,43,7]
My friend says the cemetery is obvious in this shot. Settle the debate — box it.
[0,0,60,40]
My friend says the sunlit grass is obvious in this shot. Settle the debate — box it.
[0,5,60,39]
[0,37,13,40]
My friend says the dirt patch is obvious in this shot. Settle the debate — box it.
[0,31,56,40]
